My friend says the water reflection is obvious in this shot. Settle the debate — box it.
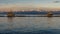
[7,17,14,22]
[0,17,60,33]
[7,17,14,30]
[47,17,53,29]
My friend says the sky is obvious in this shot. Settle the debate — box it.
[0,0,60,11]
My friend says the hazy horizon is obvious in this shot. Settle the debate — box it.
[0,0,60,11]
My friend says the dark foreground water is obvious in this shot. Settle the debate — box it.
[0,17,60,34]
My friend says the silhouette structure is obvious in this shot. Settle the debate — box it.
[7,10,15,17]
[47,11,53,17]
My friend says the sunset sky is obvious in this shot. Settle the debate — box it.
[0,0,60,11]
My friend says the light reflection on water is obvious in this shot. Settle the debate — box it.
[0,17,60,32]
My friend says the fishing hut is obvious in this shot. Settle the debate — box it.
[47,11,53,17]
[7,10,15,17]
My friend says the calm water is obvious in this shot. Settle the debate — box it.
[0,17,60,34]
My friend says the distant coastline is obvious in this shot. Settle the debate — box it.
[0,11,60,17]
[0,11,60,14]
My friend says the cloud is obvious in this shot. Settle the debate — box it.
[53,1,60,3]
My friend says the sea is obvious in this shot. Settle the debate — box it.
[0,17,60,34]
